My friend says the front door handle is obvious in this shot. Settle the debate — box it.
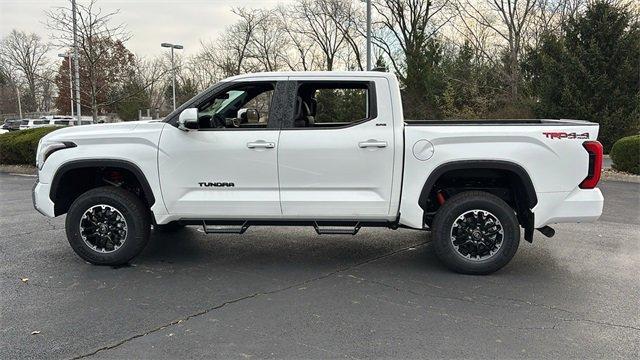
[247,141,275,149]
[358,140,388,148]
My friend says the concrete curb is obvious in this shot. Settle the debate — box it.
[601,169,640,183]
[0,164,37,175]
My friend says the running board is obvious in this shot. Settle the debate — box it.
[313,221,361,235]
[202,220,249,234]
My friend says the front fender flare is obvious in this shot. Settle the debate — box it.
[49,159,156,206]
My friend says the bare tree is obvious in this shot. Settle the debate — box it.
[455,0,539,100]
[247,9,288,72]
[187,49,221,91]
[46,0,132,120]
[322,0,367,71]
[372,0,453,81]
[289,0,349,71]
[208,7,266,77]
[0,30,51,112]
[133,56,171,113]
[531,0,585,44]
[276,5,322,71]
[0,62,22,115]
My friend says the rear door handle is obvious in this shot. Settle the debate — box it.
[247,141,275,149]
[358,140,388,148]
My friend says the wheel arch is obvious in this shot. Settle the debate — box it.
[418,160,538,241]
[418,160,538,209]
[49,159,156,213]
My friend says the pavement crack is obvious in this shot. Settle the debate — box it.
[555,318,640,331]
[346,274,581,317]
[70,241,428,359]
[349,275,640,333]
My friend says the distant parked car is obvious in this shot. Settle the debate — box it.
[48,116,75,126]
[51,116,95,126]
[2,119,21,131]
[18,116,94,130]
[19,118,51,130]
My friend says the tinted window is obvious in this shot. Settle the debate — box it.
[291,82,374,128]
[197,82,274,129]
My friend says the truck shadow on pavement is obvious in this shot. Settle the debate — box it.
[130,226,565,279]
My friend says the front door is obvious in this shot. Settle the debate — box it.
[277,78,395,219]
[158,80,284,218]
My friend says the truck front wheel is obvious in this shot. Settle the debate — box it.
[431,191,520,275]
[65,186,150,265]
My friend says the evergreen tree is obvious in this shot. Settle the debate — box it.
[111,80,150,121]
[525,1,640,150]
[402,38,447,119]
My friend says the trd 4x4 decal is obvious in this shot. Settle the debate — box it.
[543,132,589,140]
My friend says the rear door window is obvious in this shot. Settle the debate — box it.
[287,81,376,129]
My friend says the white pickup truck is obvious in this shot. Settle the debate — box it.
[32,71,604,274]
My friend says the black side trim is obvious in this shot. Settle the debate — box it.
[49,159,156,206]
[418,160,538,208]
[405,119,598,126]
[177,219,396,228]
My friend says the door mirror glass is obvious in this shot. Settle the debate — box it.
[237,108,260,123]
[178,108,199,130]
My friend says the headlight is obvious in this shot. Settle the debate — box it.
[36,140,76,169]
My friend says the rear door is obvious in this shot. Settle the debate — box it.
[277,77,396,219]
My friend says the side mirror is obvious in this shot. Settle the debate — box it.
[238,108,260,123]
[178,108,199,130]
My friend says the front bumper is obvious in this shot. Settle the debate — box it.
[534,188,604,227]
[33,180,56,217]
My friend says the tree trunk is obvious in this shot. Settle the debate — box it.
[91,80,99,123]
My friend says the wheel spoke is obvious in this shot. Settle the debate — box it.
[79,204,127,254]
[450,209,504,262]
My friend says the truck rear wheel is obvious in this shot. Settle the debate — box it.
[431,191,520,275]
[65,186,150,265]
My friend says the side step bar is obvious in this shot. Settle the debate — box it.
[313,221,361,235]
[187,219,395,235]
[536,226,555,238]
[202,220,249,234]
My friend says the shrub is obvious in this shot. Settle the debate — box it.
[0,127,62,165]
[610,135,640,175]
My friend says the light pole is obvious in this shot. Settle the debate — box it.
[58,53,74,118]
[16,86,22,119]
[366,0,371,70]
[71,0,82,124]
[161,42,184,111]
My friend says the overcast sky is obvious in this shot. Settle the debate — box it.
[0,0,292,57]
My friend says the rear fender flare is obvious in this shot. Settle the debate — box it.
[418,160,538,208]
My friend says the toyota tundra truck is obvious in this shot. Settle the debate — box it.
[32,71,604,274]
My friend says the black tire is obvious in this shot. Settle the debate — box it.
[153,222,186,232]
[431,191,520,275]
[65,186,150,265]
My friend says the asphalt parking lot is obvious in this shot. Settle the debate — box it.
[1,172,638,359]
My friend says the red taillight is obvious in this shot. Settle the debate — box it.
[579,141,603,189]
